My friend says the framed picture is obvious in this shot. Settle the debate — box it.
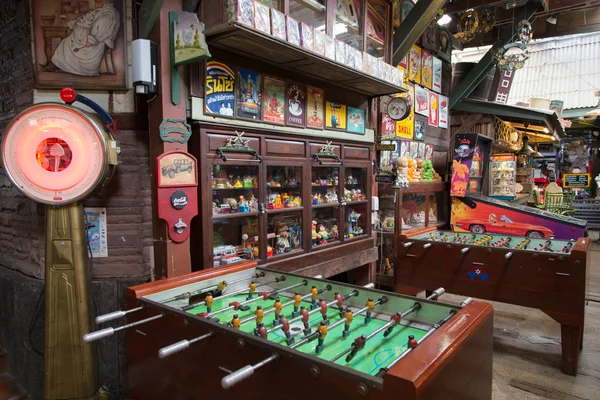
[236,0,255,27]
[236,68,262,120]
[425,143,434,160]
[32,0,127,89]
[414,118,426,141]
[438,27,453,62]
[380,113,396,140]
[271,8,286,40]
[314,29,325,55]
[254,2,271,34]
[429,92,439,127]
[409,141,418,159]
[432,57,442,93]
[400,140,410,157]
[204,61,235,117]
[301,23,313,51]
[286,83,306,127]
[421,50,433,90]
[414,85,429,117]
[286,16,301,46]
[325,101,347,130]
[347,107,365,134]
[439,95,448,128]
[306,87,324,129]
[408,45,422,84]
[262,76,286,124]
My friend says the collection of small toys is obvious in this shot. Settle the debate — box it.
[311,173,339,187]
[311,219,339,246]
[312,188,338,205]
[212,169,258,189]
[270,217,302,255]
[267,192,302,209]
[346,209,364,238]
[343,188,366,201]
[213,193,259,214]
[266,174,299,188]
[394,157,442,186]
[213,245,242,267]
[346,175,359,185]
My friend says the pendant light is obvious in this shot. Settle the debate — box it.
[518,135,543,158]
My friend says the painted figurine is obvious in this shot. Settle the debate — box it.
[254,305,264,335]
[343,307,353,338]
[205,294,214,313]
[316,320,328,354]
[300,306,311,335]
[273,297,283,326]
[231,314,241,330]
[293,292,302,318]
[310,285,319,310]
[247,281,257,300]
[365,297,375,324]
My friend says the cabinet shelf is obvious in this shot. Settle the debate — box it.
[312,203,340,209]
[266,207,304,214]
[345,200,368,206]
[213,211,260,220]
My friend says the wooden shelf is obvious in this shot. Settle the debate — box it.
[213,211,260,220]
[206,23,405,97]
[312,203,340,209]
[266,207,304,214]
[345,200,368,205]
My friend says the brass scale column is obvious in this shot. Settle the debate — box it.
[1,88,119,399]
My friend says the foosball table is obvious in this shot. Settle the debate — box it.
[85,261,493,399]
[396,228,590,376]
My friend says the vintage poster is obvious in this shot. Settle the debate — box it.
[399,54,408,69]
[254,2,271,34]
[438,95,448,128]
[301,23,314,51]
[205,61,235,117]
[410,141,419,159]
[324,35,336,60]
[347,107,365,134]
[271,8,286,40]
[314,29,325,55]
[325,101,347,130]
[432,57,442,93]
[84,207,108,258]
[414,118,425,140]
[262,76,286,124]
[414,85,429,117]
[421,50,433,89]
[400,140,410,157]
[408,45,422,84]
[286,83,306,127]
[395,83,414,139]
[429,91,439,127]
[32,0,127,89]
[286,16,301,46]
[425,143,434,160]
[306,87,324,129]
[381,113,396,139]
[418,142,426,159]
[237,0,255,26]
[236,68,262,120]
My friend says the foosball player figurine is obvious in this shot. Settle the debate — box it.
[214,281,227,296]
[319,300,329,325]
[280,317,294,345]
[205,294,214,313]
[310,286,319,310]
[300,306,311,336]
[273,297,283,327]
[383,312,402,337]
[231,314,241,330]
[256,323,267,339]
[316,321,328,354]
[335,292,344,318]
[254,305,264,335]
[345,335,367,362]
[563,241,574,253]
[408,335,418,349]
[365,298,375,324]
[247,281,257,300]
[343,307,353,338]
[292,292,302,318]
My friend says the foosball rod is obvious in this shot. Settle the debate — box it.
[207,279,307,318]
[182,276,285,311]
[239,285,331,326]
[158,330,215,359]
[329,288,445,363]
[83,313,165,343]
[375,297,472,378]
[289,296,388,349]
[221,354,279,390]
[163,272,264,305]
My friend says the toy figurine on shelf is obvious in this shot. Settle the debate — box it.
[423,160,434,182]
[228,198,238,213]
[238,196,248,212]
[346,175,354,185]
[233,177,243,188]
[275,223,290,254]
[329,224,338,241]
[317,224,329,245]
[243,176,254,188]
[312,220,321,246]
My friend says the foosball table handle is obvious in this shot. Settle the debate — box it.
[159,340,190,358]
[83,327,114,343]
[95,306,143,324]
[221,354,279,389]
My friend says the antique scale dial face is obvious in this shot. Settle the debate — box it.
[387,97,410,121]
[1,104,107,205]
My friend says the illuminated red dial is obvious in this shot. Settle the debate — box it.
[1,104,107,205]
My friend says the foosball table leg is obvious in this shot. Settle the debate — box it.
[560,324,583,376]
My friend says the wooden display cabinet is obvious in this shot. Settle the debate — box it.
[375,182,448,289]
[190,125,375,279]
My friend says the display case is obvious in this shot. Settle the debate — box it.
[193,127,374,276]
[489,153,516,200]
[375,181,448,289]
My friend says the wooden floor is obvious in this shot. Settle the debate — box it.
[440,242,600,399]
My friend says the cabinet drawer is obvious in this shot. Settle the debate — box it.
[207,133,260,153]
[265,139,305,157]
[309,142,341,157]
[344,146,370,160]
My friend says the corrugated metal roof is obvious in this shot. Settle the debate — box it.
[506,32,600,110]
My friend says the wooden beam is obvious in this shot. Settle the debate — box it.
[148,0,192,279]
[138,0,164,39]
[182,0,200,12]
[445,0,506,14]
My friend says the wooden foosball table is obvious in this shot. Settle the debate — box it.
[85,261,493,399]
[396,228,590,376]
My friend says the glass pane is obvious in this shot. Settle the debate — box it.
[467,179,482,195]
[211,165,259,216]
[376,233,395,275]
[268,212,303,257]
[289,0,326,29]
[335,0,364,50]
[345,204,367,239]
[344,167,367,202]
[428,192,447,226]
[267,166,303,209]
[311,166,339,205]
[312,207,340,247]
[366,0,387,59]
[213,216,259,266]
[375,194,395,232]
[401,193,426,232]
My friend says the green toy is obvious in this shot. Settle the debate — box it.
[423,160,434,182]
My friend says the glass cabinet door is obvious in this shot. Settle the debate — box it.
[343,166,368,240]
[211,164,260,266]
[400,192,427,233]
[266,165,304,258]
[311,166,341,248]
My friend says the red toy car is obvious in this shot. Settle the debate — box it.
[454,214,554,238]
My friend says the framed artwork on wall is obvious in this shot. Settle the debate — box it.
[32,0,128,89]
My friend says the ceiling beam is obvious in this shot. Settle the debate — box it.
[445,0,506,14]
[138,0,164,39]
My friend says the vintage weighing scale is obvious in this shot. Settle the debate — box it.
[1,88,119,399]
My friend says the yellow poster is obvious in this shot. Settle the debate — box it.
[325,101,347,130]
[396,83,414,139]
[408,45,422,84]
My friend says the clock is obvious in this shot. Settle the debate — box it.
[387,97,410,121]
[1,103,119,206]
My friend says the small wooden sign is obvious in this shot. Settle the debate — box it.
[377,144,396,151]
[563,173,590,188]
[375,175,395,183]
